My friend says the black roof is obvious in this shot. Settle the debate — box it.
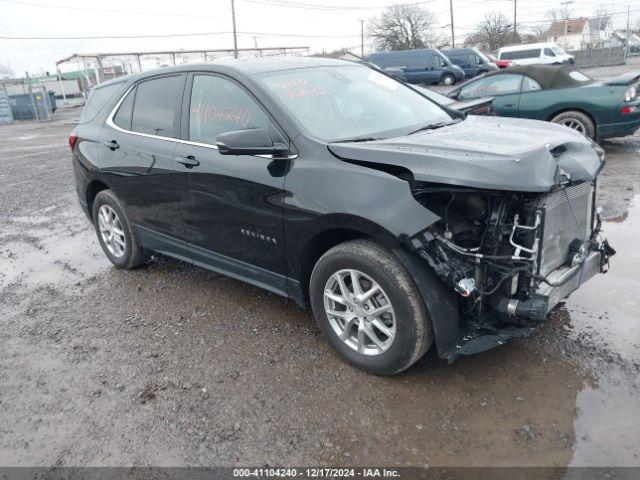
[96,56,351,89]
[484,64,593,89]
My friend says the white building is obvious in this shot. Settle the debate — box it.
[546,18,590,51]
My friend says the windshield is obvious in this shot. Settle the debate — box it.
[257,65,453,142]
[552,46,566,55]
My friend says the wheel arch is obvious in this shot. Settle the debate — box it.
[546,107,597,129]
[86,179,111,221]
[292,216,400,309]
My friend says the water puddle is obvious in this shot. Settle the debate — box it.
[563,194,640,466]
[0,203,109,292]
[564,194,640,364]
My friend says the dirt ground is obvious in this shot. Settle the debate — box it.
[1,96,639,468]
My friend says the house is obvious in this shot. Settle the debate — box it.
[546,18,590,50]
[588,15,613,46]
[610,31,640,53]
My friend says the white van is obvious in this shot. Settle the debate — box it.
[497,43,575,66]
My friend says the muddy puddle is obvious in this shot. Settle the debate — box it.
[0,201,108,292]
[561,194,640,466]
[563,194,640,364]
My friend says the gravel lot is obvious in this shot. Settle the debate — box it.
[1,96,639,467]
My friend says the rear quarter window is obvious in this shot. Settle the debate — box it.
[130,75,184,137]
[79,81,125,124]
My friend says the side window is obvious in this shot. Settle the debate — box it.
[131,75,183,137]
[522,76,542,92]
[189,75,273,146]
[528,49,542,59]
[544,48,556,57]
[113,86,135,130]
[79,81,124,124]
[459,74,523,99]
[431,55,444,69]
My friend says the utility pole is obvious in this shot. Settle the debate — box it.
[560,0,574,49]
[449,0,455,48]
[360,20,364,58]
[231,0,238,59]
[626,2,631,61]
[513,0,517,43]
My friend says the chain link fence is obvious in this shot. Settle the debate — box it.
[568,47,626,68]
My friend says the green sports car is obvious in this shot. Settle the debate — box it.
[447,64,640,140]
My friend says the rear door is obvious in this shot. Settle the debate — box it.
[173,73,289,294]
[100,74,189,256]
[457,74,523,116]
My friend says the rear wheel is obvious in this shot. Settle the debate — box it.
[441,74,455,86]
[310,240,433,375]
[551,110,596,139]
[92,189,150,269]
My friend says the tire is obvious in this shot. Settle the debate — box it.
[550,110,596,139]
[309,240,433,375]
[92,189,150,269]
[441,74,455,86]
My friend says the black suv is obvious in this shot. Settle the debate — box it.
[72,57,613,375]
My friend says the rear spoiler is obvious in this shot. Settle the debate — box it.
[603,72,640,86]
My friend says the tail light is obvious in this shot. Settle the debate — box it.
[69,131,78,150]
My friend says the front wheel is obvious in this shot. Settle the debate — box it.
[550,110,596,139]
[309,240,433,375]
[441,74,455,86]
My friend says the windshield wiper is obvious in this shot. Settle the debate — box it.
[408,119,461,135]
[332,136,380,143]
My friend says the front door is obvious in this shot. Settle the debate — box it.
[174,73,289,295]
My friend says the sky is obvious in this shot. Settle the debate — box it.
[0,0,638,76]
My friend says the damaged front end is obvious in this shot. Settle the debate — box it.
[407,179,615,361]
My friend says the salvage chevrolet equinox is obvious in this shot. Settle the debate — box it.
[72,57,615,375]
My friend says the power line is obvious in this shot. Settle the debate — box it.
[0,30,362,41]
[240,0,436,11]
[0,0,230,19]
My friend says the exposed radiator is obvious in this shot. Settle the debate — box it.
[538,182,594,276]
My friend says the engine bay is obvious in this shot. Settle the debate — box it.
[408,180,615,353]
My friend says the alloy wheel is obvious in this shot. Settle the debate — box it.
[323,269,396,356]
[558,118,586,134]
[98,205,126,258]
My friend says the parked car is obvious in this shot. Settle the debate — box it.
[412,84,495,115]
[487,53,513,69]
[497,42,574,66]
[447,64,640,139]
[367,49,465,85]
[72,57,613,375]
[442,47,498,78]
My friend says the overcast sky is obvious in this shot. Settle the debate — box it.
[1,0,638,75]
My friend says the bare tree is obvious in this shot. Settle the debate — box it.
[464,12,516,52]
[546,6,574,21]
[368,4,440,51]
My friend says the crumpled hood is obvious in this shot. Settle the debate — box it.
[328,116,604,192]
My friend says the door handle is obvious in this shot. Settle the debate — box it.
[504,104,515,108]
[104,140,119,150]
[176,155,200,168]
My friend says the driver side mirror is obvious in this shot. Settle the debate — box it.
[217,128,289,158]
